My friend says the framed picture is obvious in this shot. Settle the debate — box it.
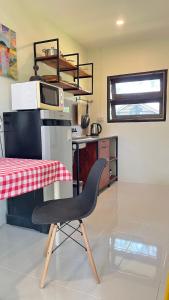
[0,24,17,80]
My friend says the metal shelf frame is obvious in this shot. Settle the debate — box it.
[33,38,93,96]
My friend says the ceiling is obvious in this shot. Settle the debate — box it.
[22,0,169,48]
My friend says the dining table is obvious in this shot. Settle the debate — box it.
[0,158,72,201]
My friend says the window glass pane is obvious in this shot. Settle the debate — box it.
[116,79,160,94]
[115,102,160,116]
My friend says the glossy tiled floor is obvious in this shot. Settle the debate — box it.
[0,182,169,299]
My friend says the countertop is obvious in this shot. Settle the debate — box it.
[72,135,118,144]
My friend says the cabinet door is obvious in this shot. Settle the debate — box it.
[73,142,98,185]
[98,139,110,190]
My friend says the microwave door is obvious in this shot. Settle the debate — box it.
[40,83,59,106]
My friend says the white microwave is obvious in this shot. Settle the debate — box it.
[11,81,64,111]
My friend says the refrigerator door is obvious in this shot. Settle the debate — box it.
[41,125,72,200]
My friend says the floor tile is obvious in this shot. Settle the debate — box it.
[0,182,169,299]
[0,267,99,300]
[0,225,45,259]
[91,273,158,300]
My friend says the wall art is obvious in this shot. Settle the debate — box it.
[0,24,17,80]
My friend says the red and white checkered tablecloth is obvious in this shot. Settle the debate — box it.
[0,158,72,201]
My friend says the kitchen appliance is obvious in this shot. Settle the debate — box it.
[3,110,72,232]
[42,47,57,56]
[11,81,64,111]
[81,103,90,129]
[90,123,102,136]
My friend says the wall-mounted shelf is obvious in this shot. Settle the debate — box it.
[33,38,93,96]
[41,76,92,95]
[35,55,92,78]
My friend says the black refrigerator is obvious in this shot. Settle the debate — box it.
[3,110,72,233]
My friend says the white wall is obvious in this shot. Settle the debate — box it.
[89,38,169,184]
[0,0,88,225]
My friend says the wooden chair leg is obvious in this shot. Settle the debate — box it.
[40,224,57,288]
[80,221,100,284]
[44,224,55,257]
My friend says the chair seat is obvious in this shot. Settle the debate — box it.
[32,195,89,225]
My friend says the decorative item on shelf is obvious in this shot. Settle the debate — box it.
[42,47,64,57]
[33,64,39,73]
[42,47,57,56]
[29,75,45,81]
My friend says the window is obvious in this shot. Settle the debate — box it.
[107,69,168,122]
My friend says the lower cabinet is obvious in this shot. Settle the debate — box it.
[98,139,110,190]
[73,136,118,194]
[73,142,98,186]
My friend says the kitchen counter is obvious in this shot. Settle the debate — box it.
[72,135,118,144]
[72,135,118,195]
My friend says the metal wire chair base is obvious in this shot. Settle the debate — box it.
[52,220,87,254]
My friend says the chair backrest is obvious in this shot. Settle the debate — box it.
[79,158,107,217]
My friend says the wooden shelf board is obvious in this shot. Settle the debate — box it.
[73,89,92,96]
[35,55,91,78]
[42,78,91,95]
[50,80,78,90]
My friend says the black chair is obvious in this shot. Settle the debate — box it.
[32,158,107,288]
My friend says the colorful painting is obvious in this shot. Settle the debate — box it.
[0,24,17,80]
